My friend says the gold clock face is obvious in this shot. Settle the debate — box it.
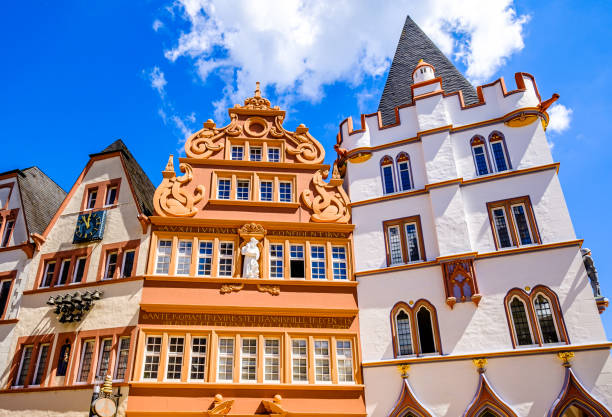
[93,397,116,417]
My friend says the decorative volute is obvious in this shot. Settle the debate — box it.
[302,163,351,223]
[153,155,204,217]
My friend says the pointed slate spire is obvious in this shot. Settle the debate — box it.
[378,16,479,125]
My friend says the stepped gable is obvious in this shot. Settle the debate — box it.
[378,15,479,125]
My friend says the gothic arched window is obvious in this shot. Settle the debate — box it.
[391,301,441,358]
[489,131,511,172]
[471,136,491,176]
[395,309,413,356]
[396,152,413,191]
[509,296,534,346]
[416,306,436,354]
[533,293,560,344]
[380,155,396,194]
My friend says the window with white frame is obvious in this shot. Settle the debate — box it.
[269,244,284,278]
[489,133,510,172]
[250,146,262,161]
[396,153,412,191]
[103,251,118,280]
[290,245,305,279]
[114,337,130,381]
[384,216,425,266]
[264,339,280,382]
[236,179,250,200]
[231,145,244,161]
[291,339,307,382]
[0,279,12,319]
[240,338,257,382]
[279,182,292,202]
[404,223,422,262]
[395,310,413,356]
[40,261,56,288]
[218,242,234,277]
[95,338,113,381]
[104,185,118,207]
[380,156,395,194]
[268,147,281,162]
[336,340,354,383]
[197,241,213,276]
[311,246,326,279]
[217,178,231,200]
[165,337,184,380]
[492,207,512,248]
[155,240,172,274]
[509,297,534,346]
[471,136,490,176]
[142,336,162,380]
[332,246,347,280]
[217,338,234,382]
[57,258,71,286]
[176,240,192,275]
[487,197,539,250]
[260,180,273,201]
[511,203,533,245]
[77,340,95,382]
[314,340,331,382]
[31,344,49,385]
[1,220,15,247]
[189,337,207,381]
[121,250,135,278]
[387,226,403,265]
[15,345,33,386]
[72,257,87,283]
[533,294,559,344]
[86,189,98,210]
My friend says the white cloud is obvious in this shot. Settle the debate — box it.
[153,19,164,31]
[160,0,529,117]
[149,66,167,97]
[547,104,573,134]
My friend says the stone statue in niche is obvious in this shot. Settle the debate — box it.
[241,237,260,278]
[581,248,601,297]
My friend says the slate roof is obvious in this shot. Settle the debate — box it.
[378,16,480,125]
[15,167,66,236]
[93,139,156,216]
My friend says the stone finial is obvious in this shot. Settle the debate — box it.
[100,374,113,395]
[255,82,261,97]
[164,155,174,173]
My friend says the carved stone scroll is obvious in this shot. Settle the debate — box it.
[185,116,241,159]
[153,156,204,217]
[301,163,351,223]
[257,284,280,296]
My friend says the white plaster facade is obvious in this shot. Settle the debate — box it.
[340,69,612,416]
[0,153,152,416]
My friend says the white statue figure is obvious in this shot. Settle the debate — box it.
[241,237,260,278]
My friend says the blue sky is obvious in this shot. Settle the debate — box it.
[1,1,611,335]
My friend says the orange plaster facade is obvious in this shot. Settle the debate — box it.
[129,85,365,416]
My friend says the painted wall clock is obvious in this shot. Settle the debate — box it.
[73,210,106,243]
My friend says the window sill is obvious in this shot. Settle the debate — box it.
[1,382,130,394]
[208,199,300,209]
[129,381,364,391]
[0,318,18,325]
[25,276,145,295]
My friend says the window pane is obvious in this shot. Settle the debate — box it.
[87,189,98,209]
[270,244,284,278]
[241,338,257,381]
[396,310,413,355]
[231,146,243,160]
[534,295,559,343]
[156,240,172,274]
[382,165,395,194]
[166,337,184,380]
[176,241,192,275]
[236,180,250,200]
[388,226,403,264]
[336,340,353,383]
[218,242,234,277]
[190,337,207,381]
[197,241,213,276]
[250,147,262,161]
[290,245,305,279]
[73,257,87,283]
[16,346,33,386]
[332,247,347,280]
[512,205,533,245]
[398,161,411,191]
[260,181,273,201]
[217,338,234,381]
[143,336,162,380]
[104,252,118,279]
[96,339,113,381]
[105,186,117,206]
[114,338,130,380]
[268,148,280,162]
[404,223,421,262]
[311,246,326,279]
[32,344,49,385]
[78,340,95,382]
[0,280,11,318]
[416,307,436,354]
[314,340,330,382]
[1,220,15,247]
[264,339,280,382]
[122,250,135,277]
[57,259,71,286]
[217,179,231,200]
[279,182,292,202]
[491,141,508,172]
[473,146,489,175]
[41,261,56,287]
[510,298,533,345]
[493,208,513,248]
[291,339,307,382]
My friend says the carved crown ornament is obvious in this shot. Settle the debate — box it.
[301,163,351,224]
[183,82,325,164]
[153,155,204,217]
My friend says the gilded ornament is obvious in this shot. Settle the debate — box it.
[153,155,204,217]
[397,364,410,378]
[257,284,281,296]
[220,283,244,294]
[557,351,575,367]
[301,163,351,223]
[473,358,488,373]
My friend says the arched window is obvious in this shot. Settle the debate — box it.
[489,132,511,172]
[533,293,560,344]
[396,152,413,191]
[509,297,534,346]
[471,136,491,176]
[504,286,568,348]
[380,156,396,194]
[395,310,413,356]
[416,306,436,354]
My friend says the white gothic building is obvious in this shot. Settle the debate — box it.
[336,16,612,417]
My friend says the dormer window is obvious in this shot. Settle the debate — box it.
[380,156,395,194]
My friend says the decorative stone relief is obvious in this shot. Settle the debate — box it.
[257,284,280,296]
[241,237,261,278]
[236,223,266,279]
[153,155,204,217]
[205,394,234,416]
[301,164,351,223]
[184,117,239,159]
[441,258,481,308]
[220,283,244,294]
